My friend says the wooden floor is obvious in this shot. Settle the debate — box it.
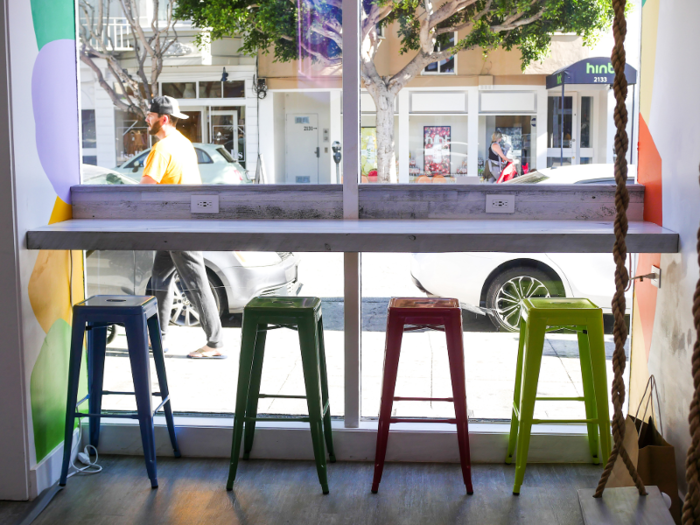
[0,457,605,525]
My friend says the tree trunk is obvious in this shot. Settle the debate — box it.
[366,84,397,183]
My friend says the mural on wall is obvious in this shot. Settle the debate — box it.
[27,0,85,462]
[628,0,663,414]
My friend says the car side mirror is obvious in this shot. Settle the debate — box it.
[132,161,141,172]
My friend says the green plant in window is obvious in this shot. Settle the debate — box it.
[176,0,613,182]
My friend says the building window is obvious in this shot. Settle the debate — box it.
[162,82,196,99]
[82,155,97,165]
[81,109,96,149]
[223,80,245,98]
[424,32,456,74]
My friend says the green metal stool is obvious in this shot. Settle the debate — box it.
[227,296,336,494]
[506,298,611,495]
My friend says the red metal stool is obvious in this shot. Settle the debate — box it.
[371,297,474,495]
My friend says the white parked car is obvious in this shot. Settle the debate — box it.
[411,164,635,331]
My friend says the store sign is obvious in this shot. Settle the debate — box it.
[546,57,637,89]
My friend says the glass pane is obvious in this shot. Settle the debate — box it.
[440,56,455,74]
[81,109,96,149]
[547,157,572,168]
[223,81,245,98]
[88,250,343,417]
[580,96,593,148]
[479,115,534,183]
[162,82,197,99]
[361,252,625,420]
[176,111,202,142]
[115,111,149,167]
[199,81,222,98]
[547,97,573,149]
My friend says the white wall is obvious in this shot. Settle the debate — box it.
[273,92,286,183]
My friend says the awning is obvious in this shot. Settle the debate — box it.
[545,57,638,89]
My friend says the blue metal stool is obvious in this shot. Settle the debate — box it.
[59,295,180,488]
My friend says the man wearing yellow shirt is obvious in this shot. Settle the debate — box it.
[141,96,225,358]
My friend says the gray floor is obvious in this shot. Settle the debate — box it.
[0,457,604,525]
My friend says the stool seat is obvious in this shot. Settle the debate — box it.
[227,296,335,494]
[507,297,611,495]
[60,295,180,489]
[371,297,473,495]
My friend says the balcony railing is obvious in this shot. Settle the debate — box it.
[81,16,133,52]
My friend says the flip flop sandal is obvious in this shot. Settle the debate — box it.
[187,348,227,359]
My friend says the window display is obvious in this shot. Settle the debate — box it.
[423,126,451,176]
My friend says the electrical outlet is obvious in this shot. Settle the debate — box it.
[485,194,515,213]
[191,195,220,214]
[651,265,661,288]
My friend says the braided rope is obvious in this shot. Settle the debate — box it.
[681,166,700,524]
[592,0,647,498]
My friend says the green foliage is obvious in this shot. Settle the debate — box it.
[176,0,613,70]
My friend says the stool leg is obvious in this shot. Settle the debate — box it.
[227,314,258,490]
[577,329,600,464]
[243,324,267,460]
[444,314,474,495]
[317,315,336,462]
[125,316,158,488]
[512,318,546,495]
[88,324,108,449]
[298,316,330,495]
[586,315,612,465]
[60,316,87,486]
[371,313,404,494]
[147,315,181,458]
[506,319,528,465]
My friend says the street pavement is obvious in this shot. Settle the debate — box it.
[101,252,625,422]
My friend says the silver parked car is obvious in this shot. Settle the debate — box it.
[114,143,250,184]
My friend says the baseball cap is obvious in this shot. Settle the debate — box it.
[149,95,189,119]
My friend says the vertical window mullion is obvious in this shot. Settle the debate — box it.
[342,0,361,428]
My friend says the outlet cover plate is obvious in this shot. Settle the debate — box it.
[486,194,515,213]
[191,195,220,214]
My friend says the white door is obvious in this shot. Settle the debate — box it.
[285,114,319,184]
[547,93,578,167]
[577,95,595,164]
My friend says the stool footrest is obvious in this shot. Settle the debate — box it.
[389,417,457,424]
[243,416,312,423]
[403,324,445,332]
[534,396,586,402]
[74,411,139,420]
[259,394,306,399]
[393,396,454,402]
[532,418,598,424]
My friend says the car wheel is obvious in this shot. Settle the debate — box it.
[485,266,563,332]
[169,271,226,328]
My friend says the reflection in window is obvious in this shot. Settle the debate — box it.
[162,82,196,99]
[199,81,222,98]
[424,33,456,74]
[81,109,96,149]
[479,115,534,182]
[223,81,245,98]
[548,96,573,148]
[580,96,593,149]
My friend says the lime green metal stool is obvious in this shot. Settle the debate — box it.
[227,296,335,494]
[506,298,611,495]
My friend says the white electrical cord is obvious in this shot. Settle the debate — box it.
[66,423,102,478]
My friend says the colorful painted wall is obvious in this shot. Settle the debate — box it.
[0,0,84,498]
[628,0,700,496]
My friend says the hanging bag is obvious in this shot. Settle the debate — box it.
[606,376,681,523]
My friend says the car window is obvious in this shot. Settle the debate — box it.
[216,147,235,163]
[125,151,149,169]
[196,148,213,164]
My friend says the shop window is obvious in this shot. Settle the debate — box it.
[162,82,196,99]
[115,111,149,166]
[88,250,343,418]
[547,96,573,149]
[479,115,534,182]
[424,33,456,74]
[211,105,246,168]
[223,81,245,98]
[81,109,96,149]
[199,81,223,98]
[580,96,593,148]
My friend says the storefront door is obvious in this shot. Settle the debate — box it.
[210,109,238,160]
[285,113,319,183]
[177,110,204,144]
[547,94,577,167]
